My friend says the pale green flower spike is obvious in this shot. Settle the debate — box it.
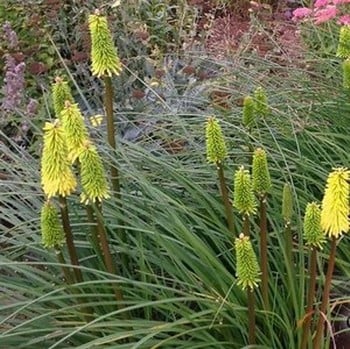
[205,116,227,164]
[303,202,325,249]
[282,183,293,224]
[254,86,269,117]
[52,77,74,119]
[233,166,257,216]
[235,233,261,291]
[321,167,349,238]
[88,10,122,77]
[337,26,350,59]
[79,140,110,204]
[242,96,256,129]
[61,101,89,163]
[41,200,65,249]
[342,59,350,89]
[41,120,77,198]
[252,148,271,197]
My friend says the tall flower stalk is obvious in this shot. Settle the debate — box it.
[88,9,127,255]
[252,148,271,310]
[313,168,349,348]
[233,166,258,345]
[205,116,234,233]
[235,234,261,345]
[301,202,325,349]
[282,183,294,272]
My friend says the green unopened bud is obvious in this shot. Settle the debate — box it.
[252,148,271,197]
[52,77,74,119]
[235,233,261,291]
[337,26,350,59]
[88,10,122,77]
[205,116,227,164]
[41,200,65,249]
[254,86,269,117]
[303,202,325,249]
[242,96,256,129]
[79,140,110,204]
[61,101,89,163]
[233,166,257,216]
[282,183,293,224]
[342,59,350,89]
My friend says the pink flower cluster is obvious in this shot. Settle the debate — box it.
[293,0,350,25]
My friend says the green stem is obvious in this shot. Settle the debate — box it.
[243,214,250,237]
[313,237,337,349]
[247,288,256,345]
[216,162,235,234]
[58,196,83,283]
[259,197,269,311]
[301,248,318,349]
[285,221,294,274]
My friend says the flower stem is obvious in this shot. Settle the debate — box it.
[55,248,74,284]
[285,220,294,275]
[247,288,256,345]
[216,162,234,234]
[313,237,337,349]
[259,197,269,310]
[243,214,250,237]
[103,75,128,266]
[58,196,83,283]
[301,248,318,349]
[104,76,120,195]
[93,203,130,319]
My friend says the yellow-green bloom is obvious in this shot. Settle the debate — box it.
[342,59,350,89]
[235,233,261,291]
[242,95,256,129]
[254,86,269,117]
[52,77,74,119]
[41,120,77,198]
[88,10,122,77]
[205,116,227,164]
[252,148,271,197]
[303,202,325,249]
[61,101,89,163]
[282,183,293,224]
[321,168,349,238]
[41,200,65,249]
[233,166,257,216]
[337,26,350,59]
[79,140,110,204]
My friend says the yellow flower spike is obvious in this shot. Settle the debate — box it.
[233,166,257,216]
[321,167,350,238]
[303,202,325,249]
[41,200,65,249]
[282,183,293,224]
[342,59,350,89]
[52,77,74,119]
[41,120,77,198]
[79,140,110,204]
[235,233,261,291]
[252,148,271,197]
[337,26,350,59]
[61,101,89,163]
[242,96,256,129]
[88,10,122,77]
[254,86,269,117]
[205,116,227,164]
